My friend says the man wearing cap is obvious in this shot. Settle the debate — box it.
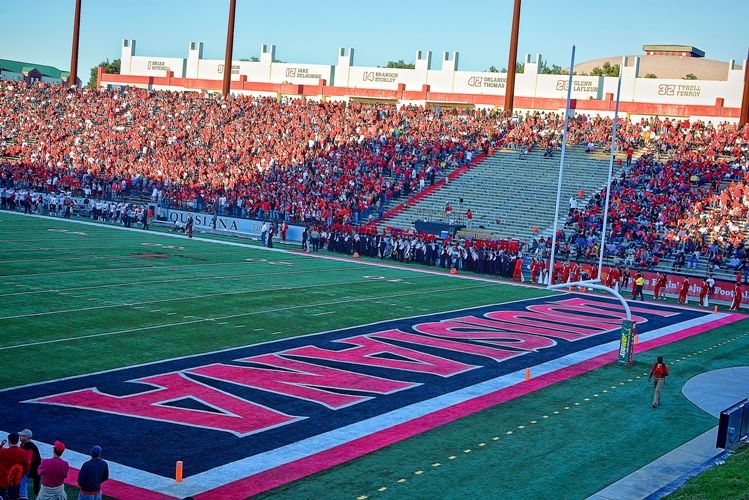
[37,441,68,500]
[77,446,108,500]
[0,432,30,500]
[18,429,41,499]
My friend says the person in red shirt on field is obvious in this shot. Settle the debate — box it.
[653,272,667,300]
[0,433,30,500]
[530,258,541,284]
[699,277,710,307]
[730,282,743,311]
[678,277,690,304]
[561,262,571,284]
[280,221,288,242]
[609,266,622,292]
[512,256,524,282]
[37,441,69,499]
[648,356,669,408]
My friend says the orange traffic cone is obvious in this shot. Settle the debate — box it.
[450,268,458,275]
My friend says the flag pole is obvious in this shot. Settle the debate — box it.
[597,65,623,276]
[546,45,575,286]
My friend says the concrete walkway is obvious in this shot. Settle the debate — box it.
[588,367,749,500]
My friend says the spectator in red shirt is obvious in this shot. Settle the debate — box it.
[0,432,30,500]
[37,441,69,500]
[648,356,670,408]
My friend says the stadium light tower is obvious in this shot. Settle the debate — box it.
[741,48,749,126]
[504,0,521,114]
[222,0,238,96]
[68,0,82,86]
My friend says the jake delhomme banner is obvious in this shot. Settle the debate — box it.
[0,294,734,499]
[158,208,305,242]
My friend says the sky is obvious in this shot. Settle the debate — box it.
[1,0,747,78]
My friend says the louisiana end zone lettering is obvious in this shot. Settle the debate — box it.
[0,295,719,490]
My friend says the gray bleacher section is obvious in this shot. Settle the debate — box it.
[379,148,624,243]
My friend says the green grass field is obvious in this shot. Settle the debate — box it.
[1,211,747,499]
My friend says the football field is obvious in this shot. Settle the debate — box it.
[0,211,747,499]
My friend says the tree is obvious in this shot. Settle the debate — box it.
[384,59,415,69]
[488,65,500,73]
[88,58,120,88]
[539,61,567,75]
[500,62,524,73]
[643,73,658,79]
[683,73,698,80]
[590,61,620,77]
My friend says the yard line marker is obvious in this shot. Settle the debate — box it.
[234,325,245,328]
[253,328,263,331]
[0,266,366,298]
[0,275,415,321]
[167,312,177,316]
[3,211,555,298]
[271,331,283,335]
[312,311,335,316]
[0,282,497,352]
[149,309,161,313]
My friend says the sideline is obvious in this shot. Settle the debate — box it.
[589,366,749,500]
[0,211,546,289]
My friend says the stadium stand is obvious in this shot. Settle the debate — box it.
[2,82,749,281]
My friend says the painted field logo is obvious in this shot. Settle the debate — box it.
[0,294,725,498]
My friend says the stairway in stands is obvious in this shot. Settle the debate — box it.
[379,148,625,243]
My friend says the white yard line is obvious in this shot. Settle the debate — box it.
[0,265,370,298]
[0,274,433,321]
[0,211,540,290]
[0,293,565,393]
[0,248,261,264]
[1,260,251,279]
[0,282,496,351]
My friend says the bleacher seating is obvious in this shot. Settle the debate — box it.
[379,147,625,242]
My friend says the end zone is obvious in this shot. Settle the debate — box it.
[0,294,741,499]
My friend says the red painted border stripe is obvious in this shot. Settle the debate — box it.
[191,313,742,499]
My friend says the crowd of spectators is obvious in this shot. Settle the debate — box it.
[558,119,749,276]
[3,82,749,278]
[1,82,646,227]
[1,82,511,226]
